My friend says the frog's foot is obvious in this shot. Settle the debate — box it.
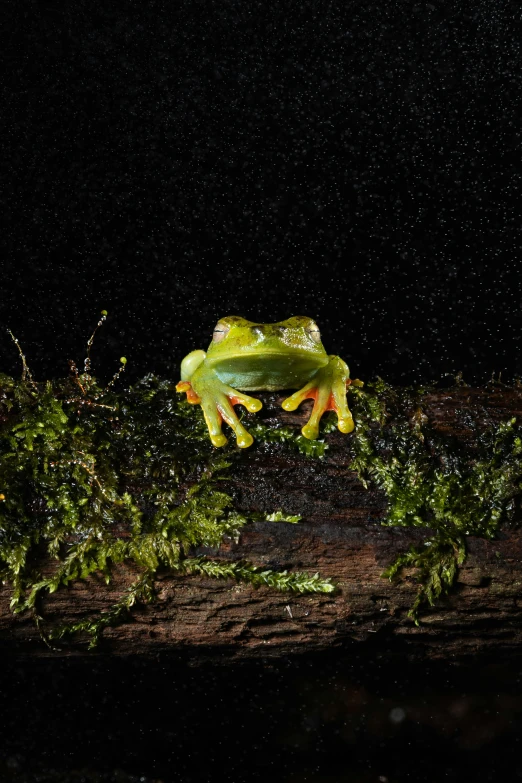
[281,356,355,440]
[200,388,262,448]
[178,378,263,448]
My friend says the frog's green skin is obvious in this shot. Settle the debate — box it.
[176,316,358,448]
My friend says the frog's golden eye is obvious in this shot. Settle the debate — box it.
[212,322,230,343]
[307,323,321,343]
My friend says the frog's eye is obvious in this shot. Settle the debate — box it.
[212,322,230,343]
[307,323,321,343]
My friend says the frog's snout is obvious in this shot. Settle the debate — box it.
[251,325,285,339]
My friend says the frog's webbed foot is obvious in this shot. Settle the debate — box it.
[176,380,262,448]
[201,388,262,448]
[281,356,357,440]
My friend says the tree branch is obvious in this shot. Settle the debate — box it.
[1,384,521,660]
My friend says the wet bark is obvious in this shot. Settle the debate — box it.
[1,385,522,661]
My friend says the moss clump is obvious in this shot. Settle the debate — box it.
[0,322,334,649]
[348,378,522,621]
[246,419,333,458]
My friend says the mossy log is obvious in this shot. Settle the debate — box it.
[1,385,522,661]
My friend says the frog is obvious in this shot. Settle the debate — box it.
[176,316,361,448]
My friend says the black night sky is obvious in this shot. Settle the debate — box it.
[1,1,522,781]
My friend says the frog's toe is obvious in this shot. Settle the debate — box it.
[331,378,355,433]
[235,430,254,448]
[175,380,201,405]
[210,432,228,448]
[200,401,228,448]
[228,390,262,413]
[302,421,320,440]
[282,383,315,412]
[301,388,331,440]
[337,415,355,434]
[218,397,255,449]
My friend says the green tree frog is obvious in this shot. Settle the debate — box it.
[176,316,361,448]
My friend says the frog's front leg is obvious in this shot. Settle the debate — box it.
[281,356,356,440]
[176,356,262,448]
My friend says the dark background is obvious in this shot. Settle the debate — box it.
[1,0,521,387]
[1,1,522,781]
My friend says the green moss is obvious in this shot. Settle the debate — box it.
[348,378,522,622]
[246,419,333,458]
[0,326,333,648]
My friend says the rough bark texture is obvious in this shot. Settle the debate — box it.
[1,385,522,661]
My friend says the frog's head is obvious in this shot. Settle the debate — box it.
[206,316,328,367]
